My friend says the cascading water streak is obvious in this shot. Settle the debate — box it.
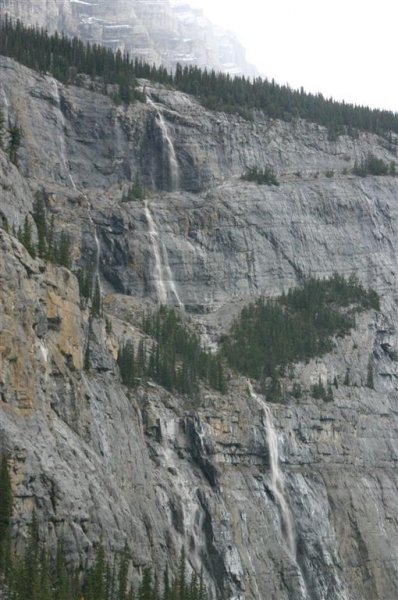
[144,201,183,307]
[87,211,101,293]
[161,240,184,309]
[146,97,180,191]
[144,201,168,305]
[248,381,296,557]
[52,80,77,192]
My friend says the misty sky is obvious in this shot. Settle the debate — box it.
[175,0,398,113]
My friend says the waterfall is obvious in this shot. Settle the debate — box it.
[52,80,76,191]
[144,201,183,307]
[144,201,168,304]
[87,210,101,294]
[52,80,101,292]
[248,381,296,557]
[147,97,180,191]
[248,382,311,598]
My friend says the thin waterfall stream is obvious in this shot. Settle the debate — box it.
[144,201,183,307]
[248,381,310,598]
[248,381,296,556]
[146,96,180,191]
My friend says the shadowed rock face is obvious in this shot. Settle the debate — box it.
[0,0,256,76]
[1,56,398,599]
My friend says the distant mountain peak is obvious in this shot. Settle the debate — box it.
[0,0,257,75]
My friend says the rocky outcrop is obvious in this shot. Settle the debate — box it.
[0,0,256,76]
[1,56,398,599]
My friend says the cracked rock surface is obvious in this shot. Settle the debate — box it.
[1,57,398,599]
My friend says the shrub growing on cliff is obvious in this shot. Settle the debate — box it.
[241,166,279,186]
[221,274,379,382]
[353,153,390,177]
[122,178,145,201]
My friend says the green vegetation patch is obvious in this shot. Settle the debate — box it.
[9,191,73,266]
[0,457,208,600]
[353,153,396,177]
[241,166,279,186]
[220,275,379,382]
[118,307,226,396]
[122,178,146,202]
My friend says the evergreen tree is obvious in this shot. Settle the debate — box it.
[0,455,12,574]
[198,570,206,600]
[326,382,334,402]
[152,572,160,600]
[221,275,379,385]
[91,278,102,318]
[77,265,94,303]
[163,565,170,600]
[137,338,147,380]
[139,567,152,600]
[84,339,91,372]
[311,376,326,400]
[366,358,374,389]
[0,107,4,148]
[241,166,279,186]
[122,177,145,202]
[8,123,22,165]
[56,231,72,269]
[21,512,41,600]
[177,547,186,600]
[18,215,36,257]
[117,340,136,388]
[1,17,398,138]
[117,543,130,600]
[54,540,71,600]
[32,191,47,258]
[188,571,199,600]
[142,307,227,396]
[46,215,56,262]
[39,548,53,600]
[85,543,107,600]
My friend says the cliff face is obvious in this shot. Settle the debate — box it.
[0,0,256,76]
[1,56,398,600]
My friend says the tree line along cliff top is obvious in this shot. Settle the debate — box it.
[1,17,398,139]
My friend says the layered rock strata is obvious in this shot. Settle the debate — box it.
[1,56,398,599]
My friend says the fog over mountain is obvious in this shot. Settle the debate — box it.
[0,0,256,75]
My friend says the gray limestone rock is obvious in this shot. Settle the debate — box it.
[1,56,398,599]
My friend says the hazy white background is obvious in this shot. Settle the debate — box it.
[175,0,398,112]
